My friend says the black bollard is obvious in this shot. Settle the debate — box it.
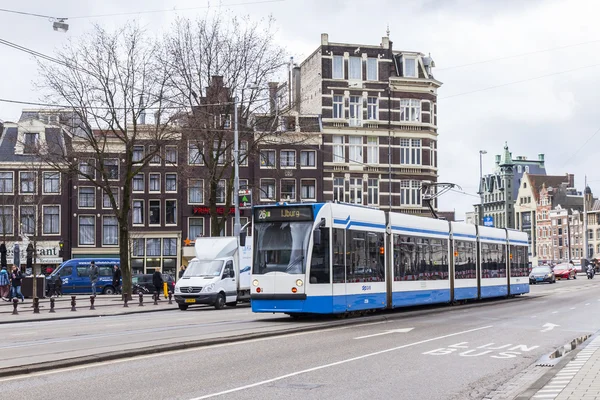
[71,295,77,312]
[123,295,129,308]
[12,298,18,315]
[33,297,40,314]
[49,297,55,313]
[89,296,95,310]
[168,291,173,305]
[138,292,144,307]
[153,291,158,305]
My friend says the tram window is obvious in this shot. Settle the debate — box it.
[393,235,448,281]
[454,240,476,280]
[509,245,529,277]
[481,243,507,278]
[332,228,345,283]
[310,227,330,284]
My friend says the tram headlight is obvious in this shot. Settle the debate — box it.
[252,279,259,287]
[296,279,304,287]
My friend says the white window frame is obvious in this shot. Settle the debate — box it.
[349,96,362,124]
[165,199,177,226]
[333,95,344,119]
[281,179,296,201]
[132,145,144,163]
[280,150,296,168]
[332,55,344,79]
[367,178,379,205]
[149,200,161,226]
[240,141,248,167]
[102,215,119,246]
[348,136,363,164]
[349,178,363,204]
[260,179,276,201]
[23,132,40,154]
[400,180,422,206]
[42,171,60,195]
[132,199,144,225]
[216,180,227,204]
[367,97,378,120]
[333,177,344,202]
[400,139,422,165]
[300,150,317,168]
[332,135,345,163]
[78,215,96,246]
[149,173,161,193]
[165,145,178,165]
[213,140,226,165]
[188,217,204,239]
[349,56,362,80]
[132,173,145,193]
[0,205,14,235]
[0,171,14,194]
[20,205,36,236]
[104,158,120,181]
[42,205,60,236]
[188,179,204,205]
[19,171,36,195]
[188,141,204,165]
[78,186,96,209]
[148,145,161,165]
[165,173,177,193]
[222,114,232,129]
[300,179,316,201]
[400,99,421,122]
[367,137,378,164]
[102,186,119,209]
[260,149,276,168]
[403,56,417,78]
[79,160,96,180]
[366,58,378,81]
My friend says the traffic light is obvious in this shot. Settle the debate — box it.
[58,240,64,258]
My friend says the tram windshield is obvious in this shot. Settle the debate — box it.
[253,221,313,275]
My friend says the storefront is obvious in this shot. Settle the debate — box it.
[2,240,63,274]
[130,233,181,277]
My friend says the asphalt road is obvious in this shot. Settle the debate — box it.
[3,276,600,400]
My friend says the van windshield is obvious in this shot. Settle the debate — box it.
[184,260,224,277]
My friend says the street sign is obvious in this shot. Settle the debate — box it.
[239,190,252,210]
[483,216,494,227]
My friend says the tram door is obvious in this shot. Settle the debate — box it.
[332,228,347,313]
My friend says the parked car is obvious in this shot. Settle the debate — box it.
[553,263,577,280]
[132,274,176,295]
[529,266,556,284]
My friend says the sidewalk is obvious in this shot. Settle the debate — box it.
[531,336,600,399]
[0,294,178,323]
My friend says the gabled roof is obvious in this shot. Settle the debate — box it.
[526,173,571,202]
[0,125,66,162]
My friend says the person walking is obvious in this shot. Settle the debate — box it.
[112,265,121,294]
[152,268,163,300]
[178,265,186,279]
[89,261,99,296]
[0,266,10,300]
[54,274,62,297]
[10,265,24,302]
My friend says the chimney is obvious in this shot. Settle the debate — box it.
[268,82,279,116]
[211,75,224,87]
[567,173,574,187]
[321,33,329,45]
[138,94,146,125]
[381,36,390,49]
[293,66,301,112]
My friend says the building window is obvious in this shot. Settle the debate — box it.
[188,179,204,204]
[281,179,296,201]
[333,177,344,201]
[166,200,177,225]
[103,216,118,246]
[400,139,421,165]
[333,95,343,119]
[23,132,39,154]
[189,142,203,165]
[222,114,232,129]
[0,206,13,235]
[349,96,361,123]
[333,135,344,163]
[525,165,530,173]
[216,180,226,204]
[189,218,204,238]
[349,178,362,204]
[149,146,161,165]
[300,150,316,167]
[132,238,145,256]
[105,159,119,180]
[0,172,13,194]
[588,229,594,240]
[164,238,177,256]
[260,179,275,201]
[102,187,119,209]
[260,150,276,167]
[300,179,316,200]
[78,216,95,245]
[20,206,35,235]
[366,58,378,81]
[133,174,144,192]
[332,55,344,79]
[400,99,421,122]
[133,145,144,163]
[43,172,60,194]
[349,56,361,80]
[78,187,95,208]
[589,244,594,259]
[367,137,378,164]
[149,200,161,225]
[367,97,378,120]
[165,173,177,192]
[165,146,177,164]
[280,150,296,168]
[133,200,144,225]
[349,136,363,164]
[20,172,36,194]
[147,239,161,256]
[517,165,522,173]
[368,179,379,205]
[149,173,160,192]
[240,141,248,166]
[42,206,60,235]
[79,160,95,180]
[403,57,417,77]
[213,140,226,165]
[400,180,421,206]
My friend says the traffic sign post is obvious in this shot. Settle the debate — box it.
[483,216,494,227]
[239,190,252,210]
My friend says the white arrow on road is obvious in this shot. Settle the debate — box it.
[541,323,560,333]
[354,328,414,340]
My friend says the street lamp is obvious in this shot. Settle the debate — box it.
[478,150,487,225]
[233,84,259,237]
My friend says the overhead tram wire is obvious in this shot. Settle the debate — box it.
[0,8,61,20]
[560,125,600,168]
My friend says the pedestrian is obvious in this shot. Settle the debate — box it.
[10,265,24,302]
[89,261,99,296]
[54,275,62,297]
[152,268,163,300]
[112,264,121,294]
[0,266,9,300]
[178,265,186,279]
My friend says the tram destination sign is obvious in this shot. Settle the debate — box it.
[254,206,314,222]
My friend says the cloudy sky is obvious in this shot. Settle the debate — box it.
[1,0,599,218]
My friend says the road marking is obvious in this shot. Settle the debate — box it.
[354,328,414,339]
[541,323,559,332]
[187,325,493,400]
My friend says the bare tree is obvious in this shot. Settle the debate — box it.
[37,23,179,298]
[162,13,288,236]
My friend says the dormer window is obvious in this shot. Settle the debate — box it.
[23,133,39,154]
[403,57,417,78]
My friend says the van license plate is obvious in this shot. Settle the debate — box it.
[185,299,196,303]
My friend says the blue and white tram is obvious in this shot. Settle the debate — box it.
[251,202,529,315]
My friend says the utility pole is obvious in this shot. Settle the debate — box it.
[478,150,487,225]
[583,175,589,263]
[233,95,241,237]
[387,86,392,212]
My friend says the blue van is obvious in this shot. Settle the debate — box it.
[48,258,121,295]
